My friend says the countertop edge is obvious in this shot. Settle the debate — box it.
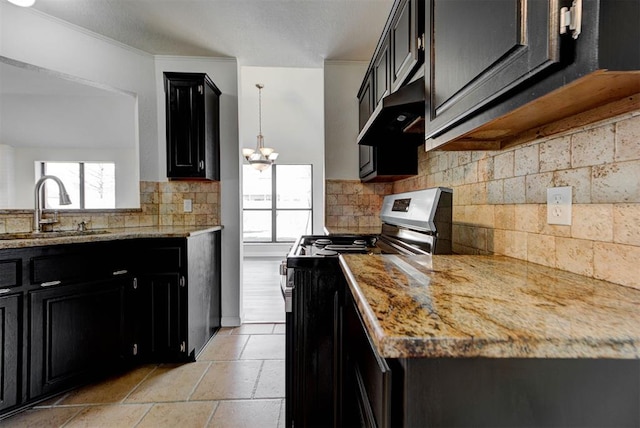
[0,225,223,249]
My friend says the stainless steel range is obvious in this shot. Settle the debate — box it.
[281,187,452,428]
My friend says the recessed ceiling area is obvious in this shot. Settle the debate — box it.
[30,0,394,67]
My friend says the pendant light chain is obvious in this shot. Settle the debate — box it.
[257,83,263,139]
[242,82,278,171]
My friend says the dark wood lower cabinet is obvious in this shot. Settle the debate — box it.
[0,230,221,419]
[341,286,640,428]
[343,286,394,428]
[29,277,127,398]
[134,272,185,361]
[0,294,20,412]
[129,232,221,362]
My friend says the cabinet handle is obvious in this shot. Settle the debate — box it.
[199,160,205,170]
[0,288,11,294]
[112,270,128,276]
[41,280,61,287]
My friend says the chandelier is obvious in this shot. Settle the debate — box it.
[242,83,279,171]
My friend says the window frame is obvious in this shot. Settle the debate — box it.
[39,161,116,210]
[243,164,313,243]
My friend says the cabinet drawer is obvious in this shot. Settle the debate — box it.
[31,253,102,285]
[0,259,21,288]
[29,242,130,286]
[137,245,183,273]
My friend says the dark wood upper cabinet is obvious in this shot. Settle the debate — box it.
[356,0,423,182]
[164,72,221,181]
[374,39,391,107]
[358,71,374,132]
[425,0,640,150]
[425,0,560,139]
[391,0,423,92]
[358,0,424,133]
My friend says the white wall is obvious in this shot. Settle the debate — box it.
[0,3,157,181]
[324,61,368,180]
[154,56,241,327]
[0,145,15,208]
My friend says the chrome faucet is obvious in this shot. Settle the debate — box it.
[34,175,72,232]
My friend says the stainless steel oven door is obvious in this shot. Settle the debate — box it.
[280,260,293,313]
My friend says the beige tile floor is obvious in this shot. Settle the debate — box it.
[2,324,286,428]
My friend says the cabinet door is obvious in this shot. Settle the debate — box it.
[391,0,421,91]
[359,145,375,179]
[186,230,221,359]
[131,241,187,361]
[29,278,126,398]
[373,40,391,107]
[358,72,374,131]
[343,289,393,428]
[166,77,204,178]
[134,273,186,361]
[425,0,561,138]
[0,294,20,412]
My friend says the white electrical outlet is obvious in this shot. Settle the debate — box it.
[546,186,572,225]
[183,199,193,213]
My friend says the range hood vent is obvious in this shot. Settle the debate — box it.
[357,77,425,147]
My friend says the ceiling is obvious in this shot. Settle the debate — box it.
[30,0,394,68]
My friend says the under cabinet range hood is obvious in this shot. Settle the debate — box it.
[357,77,426,147]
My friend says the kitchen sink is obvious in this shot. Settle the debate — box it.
[0,230,111,240]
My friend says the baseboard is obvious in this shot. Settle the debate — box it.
[221,316,241,327]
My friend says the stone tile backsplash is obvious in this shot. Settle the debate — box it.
[0,180,220,233]
[325,181,394,229]
[327,112,640,290]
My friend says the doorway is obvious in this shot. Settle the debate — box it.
[242,256,285,323]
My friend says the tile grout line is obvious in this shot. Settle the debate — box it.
[251,360,266,399]
[237,333,252,359]
[120,365,161,404]
[131,403,154,428]
[56,405,86,428]
[203,400,220,428]
[186,361,213,401]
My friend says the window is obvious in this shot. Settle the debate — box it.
[243,164,312,242]
[38,161,116,209]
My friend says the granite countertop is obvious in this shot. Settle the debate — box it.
[0,225,223,249]
[339,254,640,360]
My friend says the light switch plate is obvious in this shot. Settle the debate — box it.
[183,199,193,213]
[547,186,572,225]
